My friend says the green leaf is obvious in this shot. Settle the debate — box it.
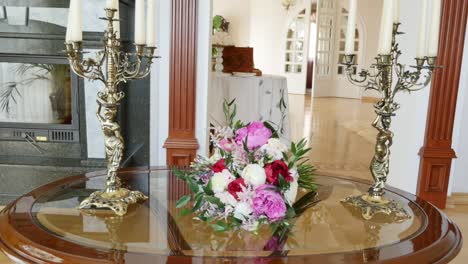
[278,174,287,189]
[206,196,224,208]
[211,221,228,232]
[203,180,214,195]
[173,168,187,180]
[286,206,296,218]
[192,198,204,212]
[179,208,192,217]
[188,178,200,193]
[192,193,204,211]
[263,121,279,138]
[176,195,191,208]
[291,142,297,154]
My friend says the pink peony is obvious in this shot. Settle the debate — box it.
[219,139,235,152]
[253,184,287,222]
[235,122,272,150]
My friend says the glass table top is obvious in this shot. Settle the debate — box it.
[29,169,425,257]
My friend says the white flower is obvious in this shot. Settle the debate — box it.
[211,169,235,193]
[234,202,253,221]
[284,169,299,205]
[260,138,288,161]
[215,191,238,207]
[242,164,266,187]
[208,150,222,163]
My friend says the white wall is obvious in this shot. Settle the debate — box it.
[387,0,431,194]
[196,0,212,157]
[150,0,171,166]
[249,0,289,76]
[212,0,251,47]
[449,20,468,194]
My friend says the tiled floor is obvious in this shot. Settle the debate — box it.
[0,96,466,263]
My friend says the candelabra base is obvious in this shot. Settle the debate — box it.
[79,188,148,216]
[341,194,410,222]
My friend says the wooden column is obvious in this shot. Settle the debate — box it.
[417,0,468,208]
[164,0,200,166]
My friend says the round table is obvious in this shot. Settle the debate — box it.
[0,168,462,263]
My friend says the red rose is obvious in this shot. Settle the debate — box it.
[264,160,293,185]
[228,178,246,200]
[212,159,226,173]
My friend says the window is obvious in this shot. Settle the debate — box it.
[337,7,359,76]
[285,9,306,74]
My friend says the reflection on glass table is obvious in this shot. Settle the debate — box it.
[0,168,461,263]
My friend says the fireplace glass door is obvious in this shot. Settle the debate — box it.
[0,63,72,124]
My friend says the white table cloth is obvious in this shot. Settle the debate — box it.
[209,74,291,142]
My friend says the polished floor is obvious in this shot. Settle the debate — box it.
[289,95,376,180]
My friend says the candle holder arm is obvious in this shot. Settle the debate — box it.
[344,66,382,92]
[393,65,433,95]
[68,54,106,83]
[117,51,155,82]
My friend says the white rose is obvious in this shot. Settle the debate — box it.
[234,202,253,220]
[284,169,299,205]
[242,164,266,187]
[211,169,234,193]
[260,138,288,161]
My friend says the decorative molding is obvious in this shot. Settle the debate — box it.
[164,0,200,166]
[417,0,468,209]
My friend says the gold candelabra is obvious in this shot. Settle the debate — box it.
[341,23,439,221]
[65,8,157,216]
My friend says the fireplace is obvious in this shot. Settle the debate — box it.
[0,58,79,142]
[0,0,151,167]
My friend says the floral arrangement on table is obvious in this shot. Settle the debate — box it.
[175,99,317,233]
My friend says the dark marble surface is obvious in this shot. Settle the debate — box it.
[0,164,103,205]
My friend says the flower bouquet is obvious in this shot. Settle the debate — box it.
[175,100,317,232]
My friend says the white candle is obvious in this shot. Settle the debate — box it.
[65,10,72,43]
[114,2,121,39]
[135,0,146,45]
[428,0,442,57]
[417,0,428,58]
[106,0,118,9]
[147,0,156,47]
[67,0,82,42]
[378,0,394,54]
[393,0,400,23]
[345,0,357,54]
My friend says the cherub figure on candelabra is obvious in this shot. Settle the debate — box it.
[96,96,124,193]
[369,108,393,196]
